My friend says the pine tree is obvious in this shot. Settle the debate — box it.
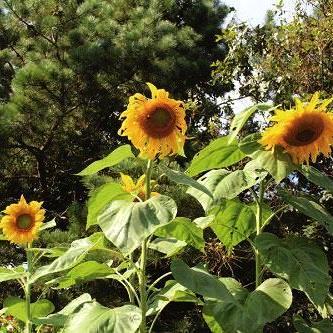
[0,0,231,212]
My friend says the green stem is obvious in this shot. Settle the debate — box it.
[139,159,153,333]
[25,244,33,333]
[255,180,265,288]
[128,253,135,304]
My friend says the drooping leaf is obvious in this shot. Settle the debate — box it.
[48,261,115,289]
[31,233,107,283]
[98,195,177,254]
[239,133,262,155]
[203,278,292,333]
[77,145,134,176]
[86,182,131,229]
[147,280,199,316]
[210,200,256,251]
[0,267,26,283]
[149,237,187,257]
[193,215,215,229]
[171,260,235,302]
[160,165,213,198]
[299,165,333,193]
[293,315,333,333]
[186,136,245,177]
[187,164,266,212]
[279,190,333,234]
[255,233,331,308]
[187,169,229,212]
[155,217,205,251]
[4,297,54,322]
[246,147,295,183]
[39,219,56,231]
[34,294,92,327]
[228,103,274,143]
[63,302,141,333]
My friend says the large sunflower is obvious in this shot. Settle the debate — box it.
[0,195,45,245]
[119,83,187,160]
[259,93,333,164]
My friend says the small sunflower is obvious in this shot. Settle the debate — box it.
[120,173,158,201]
[259,92,333,164]
[0,195,45,245]
[119,83,187,160]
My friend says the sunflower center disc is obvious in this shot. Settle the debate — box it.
[17,214,33,230]
[296,129,316,143]
[150,108,172,128]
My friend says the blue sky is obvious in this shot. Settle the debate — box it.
[222,0,296,26]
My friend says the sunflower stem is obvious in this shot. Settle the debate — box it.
[139,159,153,333]
[24,243,33,333]
[254,180,265,288]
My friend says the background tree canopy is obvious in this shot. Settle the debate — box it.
[0,0,231,211]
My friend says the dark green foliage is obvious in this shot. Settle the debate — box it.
[0,0,231,215]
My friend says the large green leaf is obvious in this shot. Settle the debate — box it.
[98,195,177,254]
[171,260,235,302]
[34,294,92,327]
[149,237,187,257]
[239,133,262,155]
[293,316,333,333]
[4,297,54,322]
[159,165,213,198]
[0,267,26,282]
[147,280,199,316]
[155,217,205,251]
[279,190,333,234]
[203,278,292,333]
[247,147,295,183]
[187,164,265,212]
[86,182,131,229]
[255,233,331,307]
[187,169,229,212]
[31,233,106,283]
[63,302,141,333]
[49,261,115,289]
[210,200,256,251]
[299,165,333,193]
[186,136,245,177]
[77,145,134,176]
[228,103,274,143]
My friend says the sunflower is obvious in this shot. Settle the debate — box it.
[0,195,45,245]
[119,83,187,160]
[120,173,158,201]
[259,92,333,164]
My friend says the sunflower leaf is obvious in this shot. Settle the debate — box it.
[247,147,296,183]
[76,145,134,176]
[299,165,333,193]
[255,232,331,308]
[39,219,56,231]
[62,302,141,333]
[154,217,205,251]
[4,297,55,322]
[228,103,274,143]
[0,266,26,282]
[293,316,333,333]
[279,190,333,234]
[33,293,92,327]
[30,233,108,283]
[97,195,177,254]
[86,182,132,229]
[186,136,245,177]
[210,200,256,252]
[159,165,213,198]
